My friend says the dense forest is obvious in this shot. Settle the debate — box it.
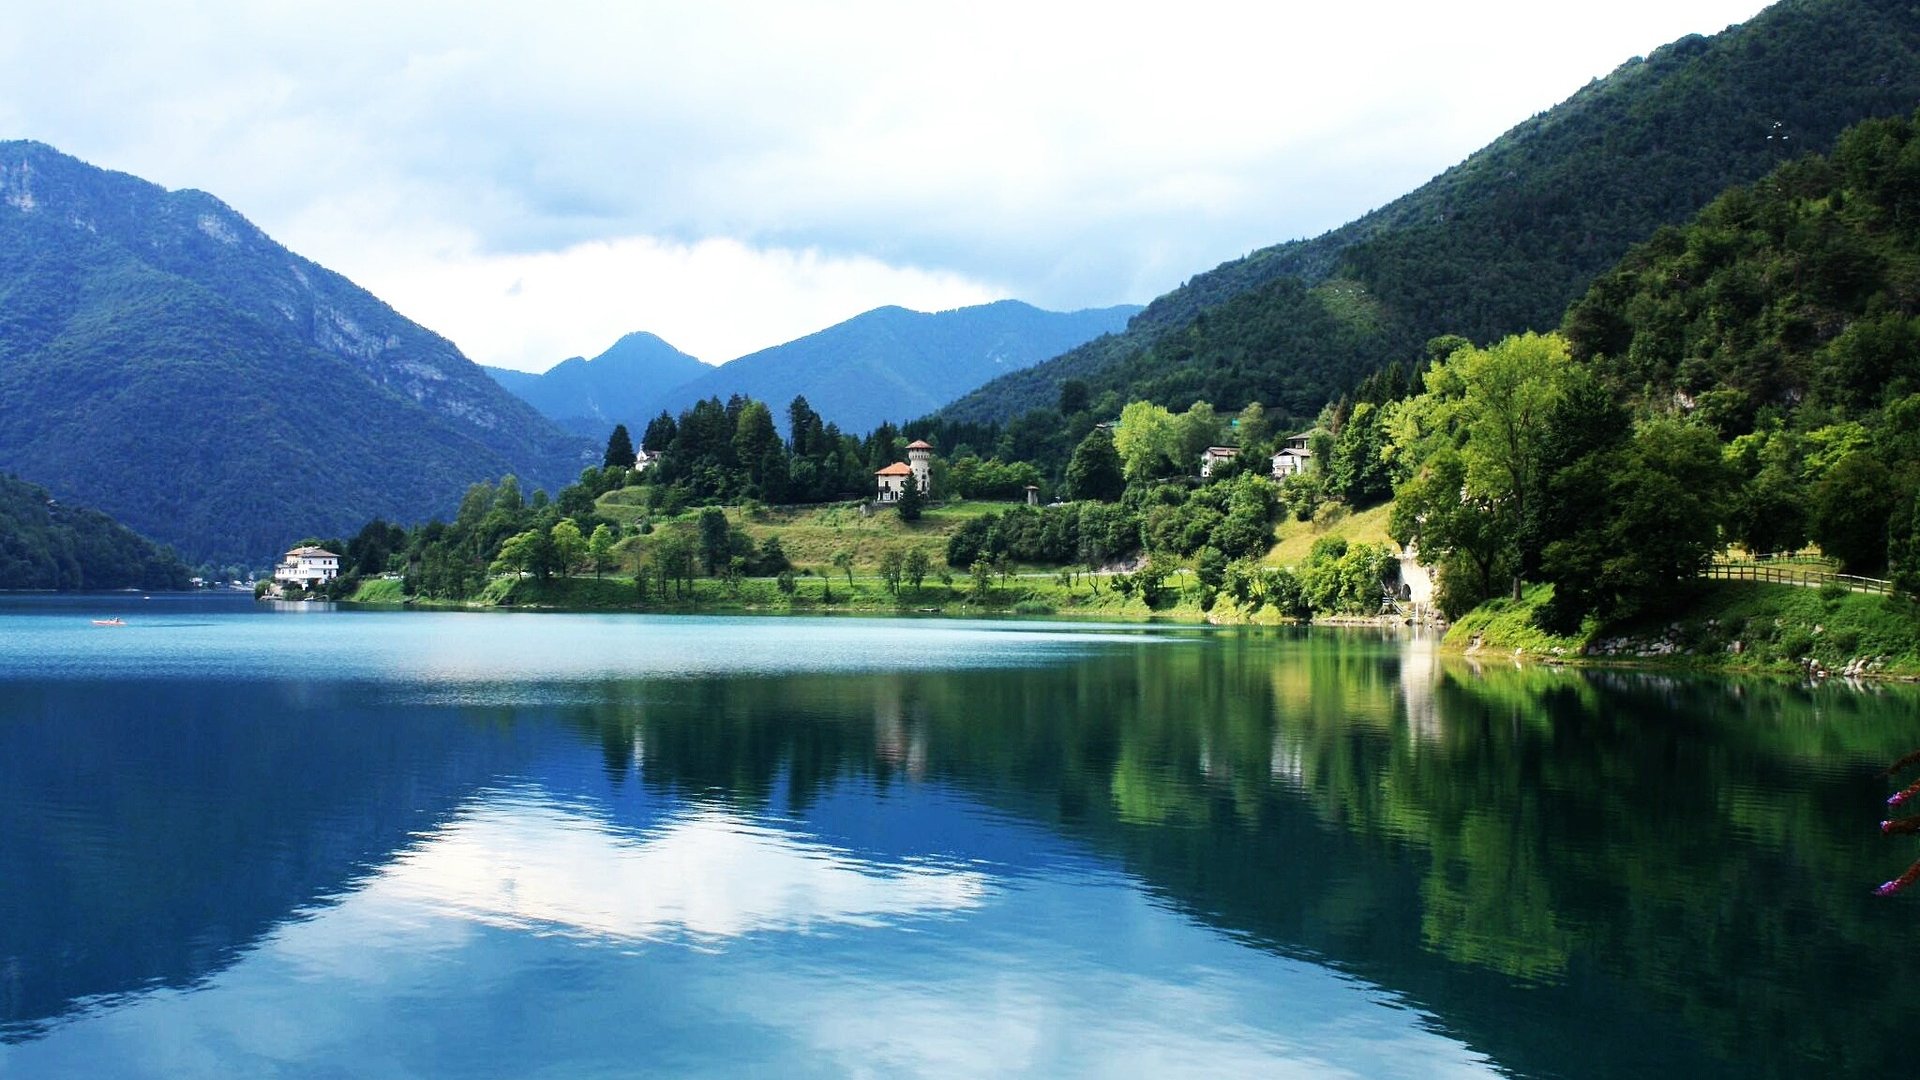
[937,0,1920,430]
[0,473,190,590]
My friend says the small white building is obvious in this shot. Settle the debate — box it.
[1271,433,1316,479]
[1199,446,1238,478]
[875,440,934,502]
[274,546,341,588]
[633,448,659,474]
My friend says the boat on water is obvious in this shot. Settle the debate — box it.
[90,618,126,627]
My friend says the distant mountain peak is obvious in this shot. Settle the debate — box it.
[489,300,1141,437]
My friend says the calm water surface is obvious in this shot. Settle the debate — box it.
[2,593,1917,1078]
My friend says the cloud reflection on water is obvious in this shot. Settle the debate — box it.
[368,788,991,944]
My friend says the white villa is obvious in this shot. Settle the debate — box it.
[875,440,934,502]
[273,546,341,589]
[633,448,659,474]
[1271,433,1316,479]
[1199,446,1239,478]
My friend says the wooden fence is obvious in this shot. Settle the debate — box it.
[1703,561,1892,595]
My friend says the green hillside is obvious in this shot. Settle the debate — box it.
[0,472,189,590]
[0,142,590,566]
[939,0,1920,428]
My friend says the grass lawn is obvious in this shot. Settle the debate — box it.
[594,495,1022,577]
[1264,502,1396,567]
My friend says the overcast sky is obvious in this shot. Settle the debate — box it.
[2,1,1770,371]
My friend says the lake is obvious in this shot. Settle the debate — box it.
[1,593,1917,1078]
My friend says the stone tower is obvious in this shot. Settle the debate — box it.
[905,439,933,497]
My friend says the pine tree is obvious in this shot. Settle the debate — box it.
[603,424,637,469]
[898,471,923,521]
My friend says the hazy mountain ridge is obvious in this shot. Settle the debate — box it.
[483,331,712,438]
[493,300,1139,438]
[0,141,591,565]
[939,0,1920,425]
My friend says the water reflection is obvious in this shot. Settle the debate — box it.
[3,604,1919,1078]
[375,791,990,944]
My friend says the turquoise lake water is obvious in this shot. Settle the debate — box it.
[2,593,1918,1077]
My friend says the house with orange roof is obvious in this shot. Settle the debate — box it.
[875,440,935,502]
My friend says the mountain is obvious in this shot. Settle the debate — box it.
[674,300,1139,434]
[483,331,713,438]
[0,141,591,566]
[496,300,1139,439]
[0,472,189,589]
[939,0,1920,426]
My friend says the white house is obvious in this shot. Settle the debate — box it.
[1199,446,1238,478]
[1271,433,1316,479]
[875,440,934,502]
[274,546,340,588]
[633,448,659,474]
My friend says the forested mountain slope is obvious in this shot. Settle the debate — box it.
[0,141,590,565]
[940,0,1920,427]
[0,472,189,589]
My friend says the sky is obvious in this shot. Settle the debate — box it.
[0,1,1772,371]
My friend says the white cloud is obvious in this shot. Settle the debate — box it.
[339,232,1007,369]
[1,1,1771,370]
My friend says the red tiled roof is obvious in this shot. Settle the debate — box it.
[875,462,913,476]
[905,439,934,450]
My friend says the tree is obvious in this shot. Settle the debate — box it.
[757,535,790,575]
[1812,452,1899,573]
[1329,401,1393,507]
[1058,379,1091,417]
[904,548,930,591]
[698,508,731,575]
[1236,401,1272,452]
[787,396,824,456]
[1115,401,1180,481]
[1390,448,1508,616]
[1173,401,1224,470]
[732,400,782,495]
[879,549,905,594]
[642,411,677,453]
[491,527,558,582]
[1389,332,1576,598]
[1066,427,1126,502]
[1540,419,1732,625]
[653,533,695,598]
[604,425,637,469]
[898,471,923,521]
[833,548,854,585]
[550,519,587,576]
[587,523,615,579]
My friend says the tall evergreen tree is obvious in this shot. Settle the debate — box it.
[643,411,677,452]
[603,424,637,469]
[898,472,923,522]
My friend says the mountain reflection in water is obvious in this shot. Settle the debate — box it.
[1,599,1916,1077]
